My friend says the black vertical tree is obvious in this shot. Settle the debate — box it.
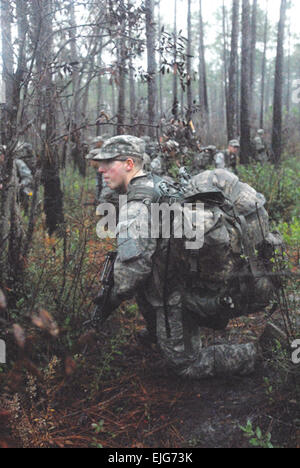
[240,0,252,164]
[145,0,157,137]
[227,0,239,141]
[272,0,287,165]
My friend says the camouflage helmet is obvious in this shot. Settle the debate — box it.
[86,135,146,161]
[228,139,240,148]
[206,145,217,153]
[257,129,264,135]
[85,148,102,160]
[90,136,105,148]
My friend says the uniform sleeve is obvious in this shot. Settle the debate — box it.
[110,200,157,305]
[214,152,225,169]
[15,159,33,185]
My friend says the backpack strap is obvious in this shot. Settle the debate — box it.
[127,175,180,205]
[127,186,160,204]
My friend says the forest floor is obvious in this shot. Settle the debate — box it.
[1,307,300,449]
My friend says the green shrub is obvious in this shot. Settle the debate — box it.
[277,217,300,249]
[238,159,300,223]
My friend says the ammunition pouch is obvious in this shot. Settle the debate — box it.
[183,292,232,330]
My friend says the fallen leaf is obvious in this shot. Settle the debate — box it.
[65,356,76,376]
[32,309,59,337]
[13,324,26,349]
[0,289,7,310]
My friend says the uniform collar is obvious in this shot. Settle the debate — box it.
[128,171,148,187]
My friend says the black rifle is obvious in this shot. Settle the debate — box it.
[84,250,117,329]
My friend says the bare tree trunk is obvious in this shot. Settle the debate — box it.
[33,0,64,235]
[186,0,193,124]
[172,0,178,120]
[117,20,126,134]
[227,0,239,141]
[158,1,163,118]
[198,0,209,130]
[96,38,103,137]
[128,15,136,130]
[145,0,157,137]
[0,0,28,289]
[1,0,14,143]
[259,1,268,129]
[222,0,229,133]
[240,0,252,164]
[129,54,136,130]
[272,0,287,165]
[250,0,257,124]
[69,1,80,128]
[110,79,116,135]
[285,20,291,118]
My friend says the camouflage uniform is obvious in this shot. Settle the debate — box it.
[90,136,259,379]
[15,159,33,194]
[15,142,36,172]
[150,154,166,176]
[216,140,240,174]
[253,130,268,164]
[191,146,216,175]
[0,153,33,195]
[0,146,33,216]
[214,152,226,169]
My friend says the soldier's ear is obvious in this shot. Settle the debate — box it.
[125,158,135,171]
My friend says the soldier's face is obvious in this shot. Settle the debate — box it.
[229,145,239,154]
[97,158,134,191]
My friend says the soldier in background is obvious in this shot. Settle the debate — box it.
[253,129,269,164]
[15,142,36,173]
[214,151,226,169]
[150,153,167,177]
[0,145,33,213]
[191,145,217,175]
[215,139,240,174]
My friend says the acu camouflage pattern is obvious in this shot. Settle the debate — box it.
[89,135,146,161]
[0,157,33,195]
[15,159,33,193]
[190,146,216,175]
[180,169,278,324]
[108,170,263,378]
[253,132,269,164]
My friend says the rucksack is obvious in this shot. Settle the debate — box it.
[128,169,283,331]
[176,169,283,329]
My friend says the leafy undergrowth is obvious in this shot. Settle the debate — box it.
[0,166,299,448]
[1,304,300,448]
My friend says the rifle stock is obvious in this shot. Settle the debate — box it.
[84,251,117,328]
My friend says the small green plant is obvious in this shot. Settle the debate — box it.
[91,419,105,434]
[263,377,274,403]
[240,420,274,448]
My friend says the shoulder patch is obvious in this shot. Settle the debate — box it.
[117,236,142,262]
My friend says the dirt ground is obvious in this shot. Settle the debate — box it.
[1,310,300,448]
